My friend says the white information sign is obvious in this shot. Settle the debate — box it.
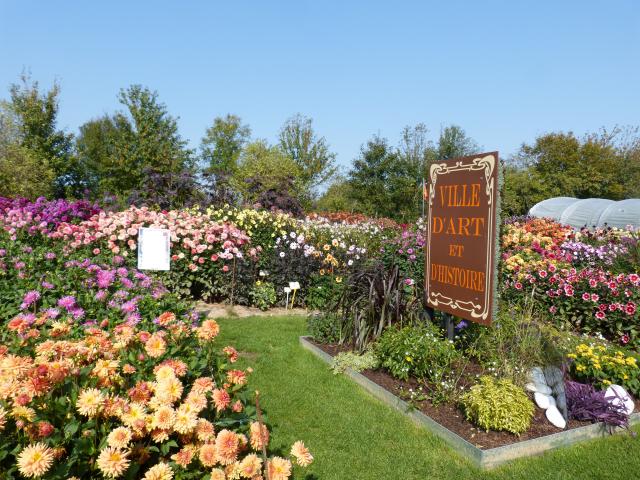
[137,228,171,271]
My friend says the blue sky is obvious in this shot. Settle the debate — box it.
[1,0,638,172]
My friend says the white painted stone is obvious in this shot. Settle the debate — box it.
[525,383,537,393]
[546,406,567,429]
[534,392,553,409]
[535,383,553,395]
[605,384,635,416]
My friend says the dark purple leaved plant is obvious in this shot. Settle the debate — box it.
[565,380,630,431]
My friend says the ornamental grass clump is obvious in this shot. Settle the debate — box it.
[461,376,534,435]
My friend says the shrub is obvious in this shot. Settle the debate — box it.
[567,343,640,396]
[461,376,534,435]
[375,324,461,383]
[306,313,341,343]
[304,273,344,310]
[249,281,277,310]
[331,350,379,374]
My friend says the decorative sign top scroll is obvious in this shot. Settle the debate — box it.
[424,152,500,325]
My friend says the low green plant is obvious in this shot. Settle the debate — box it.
[374,323,461,383]
[304,273,344,310]
[465,303,560,385]
[307,312,341,343]
[331,350,379,374]
[249,280,277,310]
[461,376,534,435]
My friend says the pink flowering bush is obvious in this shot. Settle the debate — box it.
[50,207,259,301]
[501,217,640,346]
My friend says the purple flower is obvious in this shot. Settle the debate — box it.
[22,290,41,307]
[121,277,134,289]
[113,255,124,265]
[44,252,56,260]
[455,320,468,330]
[407,248,414,255]
[95,290,107,301]
[121,300,138,314]
[96,269,116,289]
[125,312,141,325]
[57,295,76,310]
[70,307,85,320]
[45,308,60,318]
[14,261,25,270]
[22,246,33,254]
[0,249,5,257]
[116,267,128,277]
[41,281,54,289]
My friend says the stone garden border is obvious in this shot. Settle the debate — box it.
[299,336,640,469]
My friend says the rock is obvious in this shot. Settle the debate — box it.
[605,384,635,416]
[543,366,563,387]
[525,382,552,395]
[534,392,554,409]
[529,367,546,385]
[555,393,568,420]
[546,406,567,429]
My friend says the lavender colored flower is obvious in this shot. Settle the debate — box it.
[121,300,138,313]
[113,255,125,265]
[125,312,141,325]
[95,290,108,301]
[22,290,40,307]
[70,307,85,320]
[0,249,5,256]
[57,295,76,310]
[116,267,128,277]
[96,269,116,289]
[14,261,25,270]
[120,277,134,289]
[41,281,54,289]
[44,252,56,260]
[22,246,33,254]
[45,308,60,318]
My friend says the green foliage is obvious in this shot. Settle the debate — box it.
[315,177,358,213]
[201,113,251,175]
[437,124,479,160]
[279,114,337,204]
[517,131,629,201]
[375,324,461,383]
[304,273,345,310]
[0,105,55,198]
[4,75,74,197]
[232,140,304,205]
[501,165,551,216]
[331,350,379,374]
[306,313,341,343]
[465,304,559,385]
[348,135,419,221]
[249,281,277,310]
[461,376,534,435]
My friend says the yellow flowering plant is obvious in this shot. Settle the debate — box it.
[568,343,640,396]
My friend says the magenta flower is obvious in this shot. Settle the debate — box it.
[57,295,76,310]
[22,290,41,307]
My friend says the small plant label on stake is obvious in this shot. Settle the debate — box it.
[288,282,300,309]
[137,227,171,271]
[284,287,291,309]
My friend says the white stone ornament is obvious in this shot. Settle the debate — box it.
[605,384,635,416]
[534,392,553,409]
[545,406,567,429]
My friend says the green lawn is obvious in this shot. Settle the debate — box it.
[216,316,640,480]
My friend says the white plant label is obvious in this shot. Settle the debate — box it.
[289,281,300,290]
[137,228,171,271]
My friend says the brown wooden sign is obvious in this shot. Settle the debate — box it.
[424,152,500,325]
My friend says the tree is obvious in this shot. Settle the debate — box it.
[231,140,304,209]
[6,74,75,196]
[501,165,551,216]
[76,85,194,203]
[398,123,436,177]
[200,114,251,175]
[518,131,627,200]
[347,135,417,221]
[437,125,479,160]
[316,176,358,212]
[0,101,55,198]
[279,114,337,202]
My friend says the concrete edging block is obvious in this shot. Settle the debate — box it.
[299,336,640,469]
